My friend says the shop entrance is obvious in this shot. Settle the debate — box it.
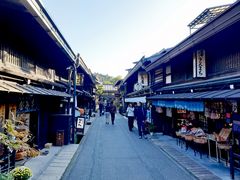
[30,112,39,146]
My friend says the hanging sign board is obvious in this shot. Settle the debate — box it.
[193,49,206,78]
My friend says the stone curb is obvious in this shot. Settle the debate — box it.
[149,138,221,180]
[60,117,96,180]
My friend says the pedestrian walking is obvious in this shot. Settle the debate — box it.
[146,105,152,123]
[105,102,110,124]
[134,102,147,139]
[109,102,117,125]
[126,103,134,131]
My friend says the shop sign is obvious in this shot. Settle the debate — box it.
[17,97,38,113]
[76,117,85,135]
[77,117,84,129]
[193,50,206,78]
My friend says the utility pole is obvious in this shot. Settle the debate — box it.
[71,53,80,143]
[71,63,76,143]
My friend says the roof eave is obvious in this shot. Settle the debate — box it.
[21,0,75,63]
[146,1,240,72]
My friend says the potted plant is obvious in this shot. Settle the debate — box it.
[10,166,32,180]
[0,173,14,180]
[0,119,39,172]
[148,123,155,136]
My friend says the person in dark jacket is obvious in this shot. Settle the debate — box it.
[134,102,147,139]
[109,102,117,125]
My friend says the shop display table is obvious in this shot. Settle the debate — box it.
[175,131,185,148]
[210,128,232,164]
[184,134,194,150]
[207,134,219,161]
[193,136,208,158]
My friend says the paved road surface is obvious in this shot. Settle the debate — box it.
[62,114,195,180]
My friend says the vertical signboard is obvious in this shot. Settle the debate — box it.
[193,50,206,78]
[76,117,85,135]
[138,72,148,86]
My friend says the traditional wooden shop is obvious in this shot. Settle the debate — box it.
[0,0,79,171]
[146,1,240,167]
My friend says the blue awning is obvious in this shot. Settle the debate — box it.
[148,89,240,100]
[152,100,204,112]
[149,89,240,112]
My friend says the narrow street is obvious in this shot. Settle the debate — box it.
[62,114,195,180]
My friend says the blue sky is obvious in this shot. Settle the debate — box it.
[41,0,235,77]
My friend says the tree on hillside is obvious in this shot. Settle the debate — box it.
[96,84,104,96]
[94,73,122,84]
[112,75,122,84]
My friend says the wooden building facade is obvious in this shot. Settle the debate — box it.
[0,0,95,171]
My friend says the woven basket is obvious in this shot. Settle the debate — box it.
[185,135,194,141]
[193,137,207,144]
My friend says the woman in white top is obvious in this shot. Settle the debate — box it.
[126,103,135,131]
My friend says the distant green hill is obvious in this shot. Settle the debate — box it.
[94,73,122,84]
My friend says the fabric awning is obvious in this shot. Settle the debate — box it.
[125,96,146,103]
[148,89,240,112]
[152,100,204,112]
[0,80,71,97]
